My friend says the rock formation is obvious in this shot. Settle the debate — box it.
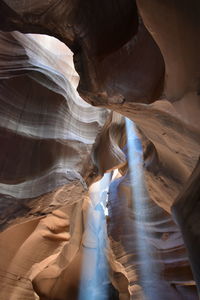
[0,1,199,299]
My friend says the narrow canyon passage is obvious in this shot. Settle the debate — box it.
[0,1,200,299]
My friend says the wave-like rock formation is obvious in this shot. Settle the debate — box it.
[0,30,107,229]
[95,111,199,299]
[0,1,200,299]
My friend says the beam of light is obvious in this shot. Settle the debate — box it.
[125,117,161,299]
[78,173,111,300]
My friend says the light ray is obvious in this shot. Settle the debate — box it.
[125,117,161,299]
[78,173,111,300]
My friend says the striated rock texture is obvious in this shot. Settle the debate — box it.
[95,112,199,299]
[172,159,200,295]
[0,0,163,105]
[0,31,107,229]
[0,1,200,300]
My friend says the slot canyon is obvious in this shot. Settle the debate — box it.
[0,1,200,299]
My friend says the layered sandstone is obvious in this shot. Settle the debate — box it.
[0,1,199,299]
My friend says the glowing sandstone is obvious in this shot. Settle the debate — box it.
[0,1,200,299]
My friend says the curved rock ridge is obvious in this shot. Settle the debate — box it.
[107,170,197,299]
[0,31,107,142]
[93,107,200,213]
[0,31,108,228]
[136,0,200,102]
[0,0,165,105]
[91,110,199,298]
[0,199,84,300]
[0,0,200,299]
[172,159,200,295]
[1,1,200,111]
[0,179,110,300]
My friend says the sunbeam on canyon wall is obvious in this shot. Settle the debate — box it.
[125,117,161,299]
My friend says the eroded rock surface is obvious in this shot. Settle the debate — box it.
[0,1,200,299]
